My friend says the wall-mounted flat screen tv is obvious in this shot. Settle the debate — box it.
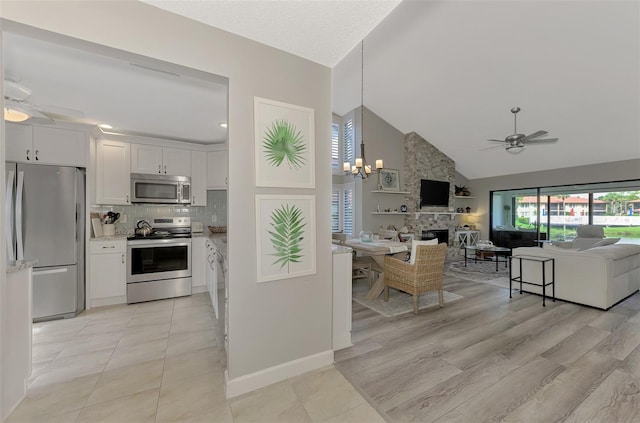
[420,179,450,207]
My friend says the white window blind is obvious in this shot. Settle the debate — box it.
[343,117,354,166]
[331,122,340,170]
[331,182,355,236]
[343,186,354,236]
[331,189,340,232]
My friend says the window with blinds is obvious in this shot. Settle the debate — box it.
[332,182,354,236]
[331,123,340,171]
[343,117,354,166]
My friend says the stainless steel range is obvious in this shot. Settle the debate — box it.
[126,217,192,304]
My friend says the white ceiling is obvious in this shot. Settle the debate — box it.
[334,1,640,179]
[139,0,401,67]
[4,1,637,180]
[3,31,228,144]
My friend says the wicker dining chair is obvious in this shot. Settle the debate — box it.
[384,243,448,314]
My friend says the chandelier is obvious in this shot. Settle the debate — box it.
[344,39,382,180]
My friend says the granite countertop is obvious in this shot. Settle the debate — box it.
[7,259,38,274]
[90,234,129,241]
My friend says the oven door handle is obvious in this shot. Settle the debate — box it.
[127,240,192,247]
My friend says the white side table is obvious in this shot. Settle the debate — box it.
[456,230,480,249]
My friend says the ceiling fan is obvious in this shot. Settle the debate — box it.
[487,107,558,154]
[3,79,84,124]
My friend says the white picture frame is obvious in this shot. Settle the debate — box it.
[378,168,400,191]
[254,97,315,188]
[256,195,316,283]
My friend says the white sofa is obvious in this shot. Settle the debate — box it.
[511,243,640,310]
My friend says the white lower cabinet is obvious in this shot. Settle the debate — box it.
[89,240,126,307]
[192,237,206,291]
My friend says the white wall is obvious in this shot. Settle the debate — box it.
[0,0,332,395]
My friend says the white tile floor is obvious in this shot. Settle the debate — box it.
[7,293,383,423]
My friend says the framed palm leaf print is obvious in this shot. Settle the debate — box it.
[256,195,316,282]
[254,97,315,188]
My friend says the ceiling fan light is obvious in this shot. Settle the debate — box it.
[506,145,525,154]
[4,107,29,122]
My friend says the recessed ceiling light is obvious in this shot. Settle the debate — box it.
[219,123,228,128]
[98,123,113,129]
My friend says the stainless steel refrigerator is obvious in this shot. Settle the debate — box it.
[5,163,85,321]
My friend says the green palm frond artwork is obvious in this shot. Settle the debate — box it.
[262,119,306,170]
[267,204,306,272]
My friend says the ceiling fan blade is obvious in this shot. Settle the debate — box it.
[480,144,506,151]
[525,138,559,144]
[524,130,548,140]
[487,139,507,143]
[5,99,49,119]
[33,103,84,119]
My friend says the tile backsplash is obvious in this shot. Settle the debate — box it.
[92,190,227,235]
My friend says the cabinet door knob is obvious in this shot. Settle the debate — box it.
[193,196,196,204]
[35,150,39,161]
[121,254,125,264]
[126,194,129,203]
[164,165,167,174]
[26,149,30,160]
[158,164,161,174]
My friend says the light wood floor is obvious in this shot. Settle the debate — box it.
[335,276,640,423]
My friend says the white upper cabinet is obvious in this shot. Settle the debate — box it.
[130,144,163,174]
[207,150,228,189]
[96,140,131,205]
[5,123,86,166]
[190,151,207,206]
[131,144,190,176]
[163,147,191,176]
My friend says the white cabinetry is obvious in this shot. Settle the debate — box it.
[190,151,207,206]
[455,230,480,248]
[131,144,191,176]
[96,140,131,205]
[207,150,227,189]
[5,123,86,166]
[89,240,127,307]
[192,237,206,291]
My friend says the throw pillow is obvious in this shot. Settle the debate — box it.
[572,237,602,251]
[591,238,620,248]
[410,239,439,264]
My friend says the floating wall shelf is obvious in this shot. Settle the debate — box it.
[371,212,410,215]
[371,190,410,195]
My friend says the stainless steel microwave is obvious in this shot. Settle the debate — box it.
[130,173,191,204]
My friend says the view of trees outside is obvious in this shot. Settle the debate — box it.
[512,191,640,243]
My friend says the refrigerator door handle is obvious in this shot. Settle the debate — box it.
[15,170,24,260]
[5,170,15,261]
[33,268,68,276]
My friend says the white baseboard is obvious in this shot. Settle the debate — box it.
[225,350,334,399]
[332,335,353,351]
[192,285,207,294]
[89,295,126,308]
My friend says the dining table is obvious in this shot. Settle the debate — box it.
[343,239,409,300]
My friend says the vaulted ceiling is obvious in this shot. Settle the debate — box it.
[145,0,639,179]
[4,1,638,179]
[333,1,640,179]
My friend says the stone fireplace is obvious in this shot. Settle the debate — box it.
[403,132,459,258]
